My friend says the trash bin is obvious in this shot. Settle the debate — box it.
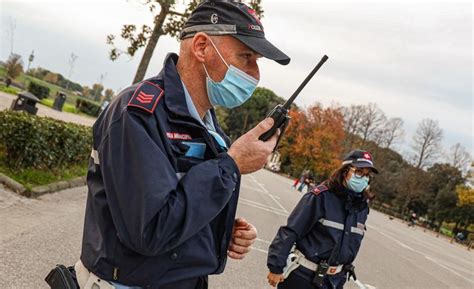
[10,91,40,115]
[53,92,67,111]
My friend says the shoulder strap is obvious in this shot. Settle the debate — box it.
[311,184,329,196]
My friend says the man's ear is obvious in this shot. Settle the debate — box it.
[191,32,209,63]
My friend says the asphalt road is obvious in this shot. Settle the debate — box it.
[0,170,472,289]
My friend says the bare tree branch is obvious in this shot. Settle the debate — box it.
[378,117,404,149]
[357,103,387,146]
[450,143,471,173]
[411,118,443,169]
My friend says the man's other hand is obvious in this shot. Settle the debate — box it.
[228,217,257,260]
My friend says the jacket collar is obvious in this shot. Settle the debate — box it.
[160,53,228,143]
[161,53,191,118]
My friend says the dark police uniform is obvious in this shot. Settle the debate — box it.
[267,184,369,289]
[80,53,241,289]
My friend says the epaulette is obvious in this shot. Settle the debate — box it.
[311,184,329,196]
[127,81,164,114]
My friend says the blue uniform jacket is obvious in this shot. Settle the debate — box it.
[80,53,241,288]
[267,185,369,285]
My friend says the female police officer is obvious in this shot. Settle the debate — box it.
[266,150,378,289]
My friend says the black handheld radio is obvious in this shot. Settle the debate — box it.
[258,55,329,146]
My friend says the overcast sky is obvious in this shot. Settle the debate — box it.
[0,0,472,162]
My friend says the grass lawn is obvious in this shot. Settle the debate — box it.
[0,83,21,95]
[0,65,100,107]
[0,148,87,191]
[441,222,474,236]
[40,98,80,114]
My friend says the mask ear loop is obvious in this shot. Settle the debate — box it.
[207,37,230,68]
[202,63,212,78]
[202,36,229,83]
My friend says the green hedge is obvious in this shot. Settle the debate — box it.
[0,111,92,169]
[76,98,101,117]
[28,82,50,99]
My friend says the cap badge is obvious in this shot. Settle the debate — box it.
[211,13,218,24]
[363,153,371,160]
[247,8,262,25]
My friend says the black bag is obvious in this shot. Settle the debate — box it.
[45,264,79,289]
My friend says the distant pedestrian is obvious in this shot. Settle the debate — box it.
[292,178,300,189]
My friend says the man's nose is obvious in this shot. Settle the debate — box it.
[247,62,260,81]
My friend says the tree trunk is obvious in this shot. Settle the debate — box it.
[132,5,170,84]
[436,218,445,237]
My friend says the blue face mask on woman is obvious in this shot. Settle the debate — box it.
[202,38,259,109]
[346,175,369,193]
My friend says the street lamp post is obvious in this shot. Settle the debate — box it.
[27,50,35,73]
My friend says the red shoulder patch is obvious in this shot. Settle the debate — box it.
[311,185,329,196]
[127,81,163,114]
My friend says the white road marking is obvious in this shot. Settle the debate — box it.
[250,175,288,213]
[241,183,267,193]
[239,199,289,217]
[366,224,377,230]
[240,197,287,214]
[368,223,474,268]
[379,231,416,252]
[256,238,272,245]
[241,183,282,200]
[251,246,269,254]
[425,255,474,284]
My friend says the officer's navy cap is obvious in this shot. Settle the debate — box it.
[342,150,379,174]
[180,0,291,65]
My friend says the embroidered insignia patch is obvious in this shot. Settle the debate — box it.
[311,185,328,196]
[127,81,163,113]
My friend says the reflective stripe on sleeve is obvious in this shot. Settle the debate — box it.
[91,149,100,165]
[318,218,344,230]
[351,227,364,235]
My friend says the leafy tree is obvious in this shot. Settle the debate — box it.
[393,166,431,217]
[107,0,263,84]
[430,187,458,230]
[279,104,345,179]
[104,88,115,102]
[92,83,104,102]
[5,53,23,80]
[221,87,285,140]
[451,185,474,234]
[82,86,92,98]
[44,72,59,84]
[423,164,464,226]
[456,185,474,206]
[364,144,407,203]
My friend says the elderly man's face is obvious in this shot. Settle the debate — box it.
[204,35,261,82]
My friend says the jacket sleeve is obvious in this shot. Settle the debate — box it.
[99,110,240,256]
[267,192,323,274]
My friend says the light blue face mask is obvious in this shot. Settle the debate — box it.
[203,38,259,109]
[346,175,369,193]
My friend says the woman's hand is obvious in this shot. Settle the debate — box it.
[267,272,284,287]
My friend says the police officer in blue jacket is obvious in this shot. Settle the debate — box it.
[75,1,291,289]
[267,150,379,289]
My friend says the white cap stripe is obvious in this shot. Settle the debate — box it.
[342,159,373,166]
